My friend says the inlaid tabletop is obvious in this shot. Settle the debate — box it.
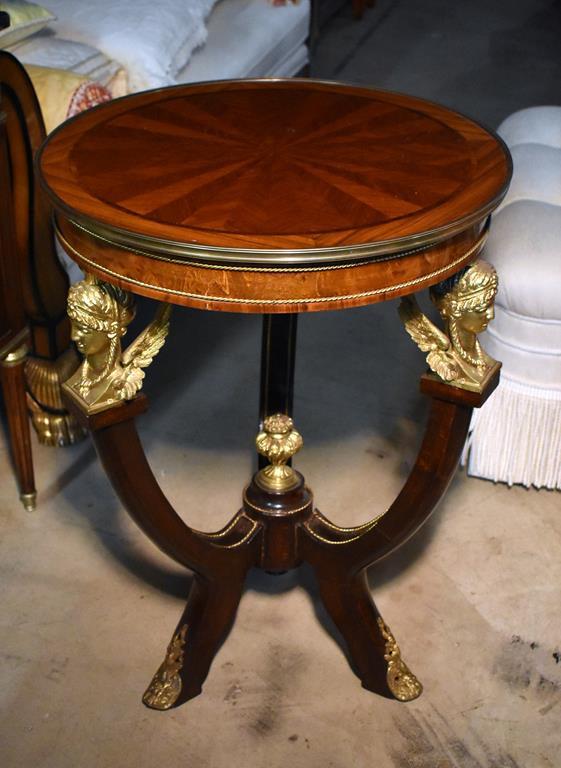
[39,80,511,266]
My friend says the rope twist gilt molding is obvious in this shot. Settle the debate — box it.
[56,227,488,307]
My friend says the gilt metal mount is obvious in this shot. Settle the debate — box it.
[255,413,303,492]
[399,259,499,393]
[63,274,171,414]
[142,625,188,710]
[377,617,423,702]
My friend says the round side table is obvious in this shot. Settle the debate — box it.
[38,80,511,711]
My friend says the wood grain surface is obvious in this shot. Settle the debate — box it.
[55,215,487,313]
[38,79,511,312]
[39,80,510,251]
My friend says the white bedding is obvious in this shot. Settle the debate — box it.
[9,33,125,90]
[179,0,310,82]
[42,0,218,91]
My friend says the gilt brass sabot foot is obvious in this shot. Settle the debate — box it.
[20,491,37,512]
[142,625,188,710]
[63,274,171,416]
[255,413,303,492]
[377,617,423,702]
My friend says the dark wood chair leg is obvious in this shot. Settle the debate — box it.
[0,52,85,448]
[143,568,249,709]
[352,0,375,19]
[353,0,366,19]
[0,344,36,510]
[0,110,35,510]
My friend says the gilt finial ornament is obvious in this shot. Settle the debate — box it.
[399,260,499,392]
[255,414,303,492]
[63,274,171,413]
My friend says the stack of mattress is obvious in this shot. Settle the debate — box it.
[7,0,310,94]
[180,0,310,82]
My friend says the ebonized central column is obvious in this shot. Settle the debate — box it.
[258,313,298,468]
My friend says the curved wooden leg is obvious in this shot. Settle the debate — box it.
[300,372,500,700]
[59,289,500,709]
[1,344,36,510]
[312,565,422,700]
[143,569,249,709]
[64,393,262,708]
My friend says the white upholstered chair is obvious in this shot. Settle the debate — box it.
[462,106,561,489]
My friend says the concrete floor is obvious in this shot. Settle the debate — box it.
[2,1,561,766]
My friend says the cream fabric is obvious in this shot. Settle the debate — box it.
[42,0,218,91]
[483,106,561,371]
[464,377,561,489]
[484,200,561,321]
[463,106,561,488]
[0,0,54,47]
[9,0,310,95]
[23,62,108,282]
[9,33,128,94]
[178,0,310,82]
[498,106,561,149]
[484,306,561,390]
[495,145,561,212]
[23,63,110,132]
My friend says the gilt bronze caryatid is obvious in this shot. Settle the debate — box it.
[400,260,499,392]
[64,274,171,414]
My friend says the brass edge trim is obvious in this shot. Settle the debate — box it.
[302,520,378,545]
[243,492,311,516]
[192,513,259,548]
[197,514,249,539]
[303,508,386,545]
[215,520,259,549]
[1,341,29,366]
[56,227,488,307]
[64,218,452,273]
[315,509,388,533]
[53,196,500,267]
[39,77,509,266]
